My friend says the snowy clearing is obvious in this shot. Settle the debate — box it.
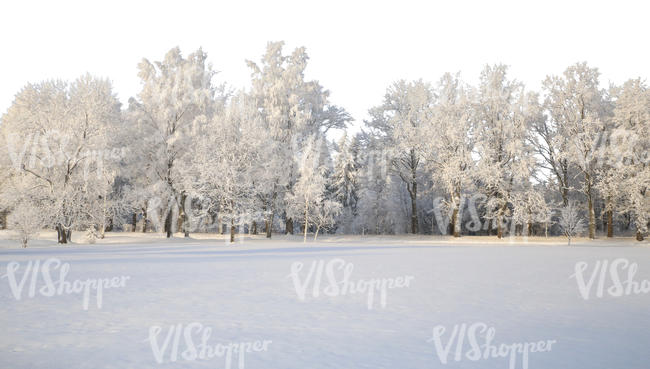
[1,233,649,369]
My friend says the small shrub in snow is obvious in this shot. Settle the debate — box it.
[557,201,586,245]
[8,202,43,248]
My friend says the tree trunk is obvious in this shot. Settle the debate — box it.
[545,222,548,238]
[142,206,148,233]
[0,211,7,229]
[303,220,308,243]
[560,161,569,206]
[587,192,595,239]
[266,213,273,239]
[230,218,235,243]
[606,210,613,238]
[637,231,644,241]
[252,221,257,235]
[450,206,460,238]
[303,200,309,242]
[409,182,418,234]
[497,217,503,239]
[132,213,137,232]
[314,226,320,241]
[584,173,596,239]
[56,224,70,244]
[286,217,294,235]
[404,148,419,234]
[165,209,173,238]
[177,210,183,236]
[180,193,190,238]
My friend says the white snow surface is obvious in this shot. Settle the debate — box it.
[0,232,649,369]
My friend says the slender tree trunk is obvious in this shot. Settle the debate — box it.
[314,226,320,241]
[497,217,503,239]
[586,180,595,239]
[142,206,148,233]
[252,221,257,235]
[637,231,644,241]
[182,193,190,238]
[561,161,569,206]
[131,213,137,232]
[410,180,418,234]
[404,148,419,234]
[606,210,613,238]
[230,218,235,243]
[303,200,309,243]
[165,209,173,238]
[545,222,548,238]
[0,211,7,229]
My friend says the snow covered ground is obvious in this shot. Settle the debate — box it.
[0,232,649,369]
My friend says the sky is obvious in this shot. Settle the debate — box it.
[1,0,648,135]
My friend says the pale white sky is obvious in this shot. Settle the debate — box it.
[1,0,648,134]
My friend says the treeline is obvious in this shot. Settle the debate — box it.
[0,42,648,245]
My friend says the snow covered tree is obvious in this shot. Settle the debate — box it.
[8,199,43,248]
[246,41,350,236]
[286,135,331,242]
[473,65,537,238]
[366,80,434,234]
[511,185,549,236]
[331,132,359,232]
[608,78,650,240]
[425,73,475,237]
[313,199,342,241]
[190,92,263,242]
[353,133,404,235]
[127,47,218,238]
[0,74,122,243]
[544,63,610,239]
[557,201,586,245]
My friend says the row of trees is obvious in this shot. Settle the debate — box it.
[0,43,648,245]
[361,64,648,240]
